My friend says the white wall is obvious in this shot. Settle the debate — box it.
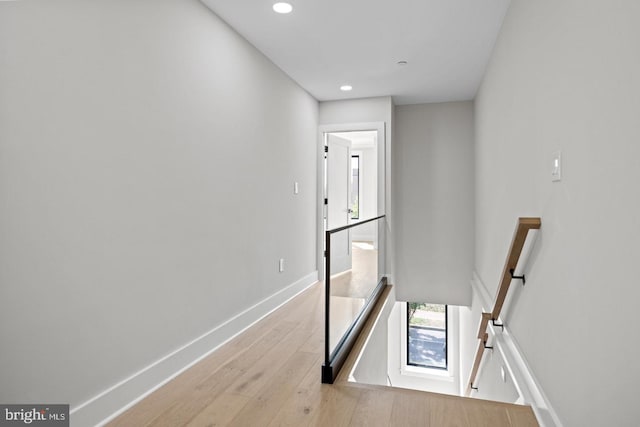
[349,288,396,386]
[473,345,520,404]
[393,102,474,305]
[0,0,318,423]
[475,1,640,425]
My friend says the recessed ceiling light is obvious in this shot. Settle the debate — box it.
[397,60,408,66]
[272,2,293,14]
[340,85,353,91]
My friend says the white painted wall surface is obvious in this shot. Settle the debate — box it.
[349,288,396,386]
[393,102,474,306]
[0,0,318,423]
[475,1,640,425]
[473,346,520,404]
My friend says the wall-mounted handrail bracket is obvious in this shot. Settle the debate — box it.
[509,268,526,285]
[492,319,504,331]
[480,332,492,350]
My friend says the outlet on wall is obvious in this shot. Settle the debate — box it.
[279,258,285,272]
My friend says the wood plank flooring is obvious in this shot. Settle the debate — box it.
[108,282,538,427]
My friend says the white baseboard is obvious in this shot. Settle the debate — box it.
[70,271,318,427]
[470,272,563,427]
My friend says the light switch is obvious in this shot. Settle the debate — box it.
[551,151,562,182]
[279,258,285,272]
[294,181,299,194]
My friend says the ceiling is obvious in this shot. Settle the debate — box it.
[200,0,510,105]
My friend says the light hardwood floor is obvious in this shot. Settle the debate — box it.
[108,282,538,427]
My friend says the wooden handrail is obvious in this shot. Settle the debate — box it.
[466,217,541,396]
[491,217,541,320]
[477,312,491,340]
[466,339,486,395]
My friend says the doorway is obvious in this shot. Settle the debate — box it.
[317,122,385,282]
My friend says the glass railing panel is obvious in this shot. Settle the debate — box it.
[325,216,386,374]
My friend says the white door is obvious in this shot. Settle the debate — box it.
[326,134,352,275]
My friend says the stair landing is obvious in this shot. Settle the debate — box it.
[108,282,538,426]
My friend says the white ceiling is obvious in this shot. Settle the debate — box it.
[200,0,510,105]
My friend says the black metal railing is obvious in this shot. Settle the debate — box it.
[322,215,387,384]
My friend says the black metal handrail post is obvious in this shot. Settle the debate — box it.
[324,227,331,368]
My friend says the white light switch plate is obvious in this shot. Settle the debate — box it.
[551,151,562,182]
[294,182,299,194]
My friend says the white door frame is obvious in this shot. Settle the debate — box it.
[317,122,386,281]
